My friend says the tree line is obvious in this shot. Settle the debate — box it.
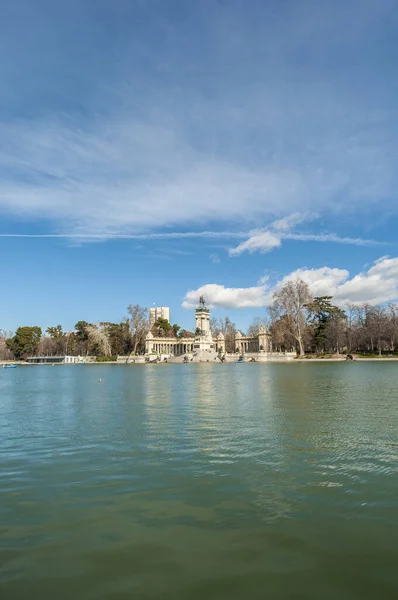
[211,280,398,356]
[2,281,398,359]
[1,305,149,360]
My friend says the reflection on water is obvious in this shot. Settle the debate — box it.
[1,363,398,599]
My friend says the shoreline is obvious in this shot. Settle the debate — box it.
[2,357,398,366]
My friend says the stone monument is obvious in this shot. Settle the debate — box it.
[193,296,215,352]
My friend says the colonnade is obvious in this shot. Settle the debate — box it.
[236,340,259,353]
[151,342,194,355]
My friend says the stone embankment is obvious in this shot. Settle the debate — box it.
[128,351,297,364]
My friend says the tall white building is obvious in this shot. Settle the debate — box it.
[149,306,170,328]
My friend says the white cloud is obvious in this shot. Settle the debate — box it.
[257,274,270,286]
[271,212,316,232]
[285,233,383,246]
[229,230,282,255]
[335,257,398,305]
[281,258,398,305]
[182,257,398,309]
[229,213,382,256]
[182,283,270,309]
[278,267,350,297]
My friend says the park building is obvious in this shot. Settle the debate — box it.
[146,299,226,357]
[234,325,272,353]
[25,355,84,364]
[145,298,277,360]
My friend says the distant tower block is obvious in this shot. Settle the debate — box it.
[149,306,170,328]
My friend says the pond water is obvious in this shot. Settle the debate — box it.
[1,362,398,599]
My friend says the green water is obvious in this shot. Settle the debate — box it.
[1,363,398,599]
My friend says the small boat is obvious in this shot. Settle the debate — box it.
[3,364,17,369]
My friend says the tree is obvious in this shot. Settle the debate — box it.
[37,335,56,357]
[178,329,195,338]
[86,324,112,356]
[0,335,13,360]
[46,325,64,339]
[46,325,68,355]
[172,323,180,337]
[73,321,91,355]
[101,322,131,356]
[386,304,398,352]
[247,317,265,337]
[6,326,42,359]
[326,307,347,354]
[306,296,346,353]
[269,313,294,352]
[345,304,358,353]
[218,317,236,353]
[367,306,388,356]
[74,321,90,341]
[272,280,312,355]
[152,317,173,337]
[127,304,149,355]
[210,317,220,336]
[306,296,333,352]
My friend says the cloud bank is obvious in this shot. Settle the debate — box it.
[0,1,397,241]
[182,257,398,309]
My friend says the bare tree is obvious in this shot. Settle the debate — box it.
[218,317,236,353]
[210,317,220,336]
[272,279,312,355]
[0,336,13,360]
[326,308,347,354]
[386,304,398,352]
[269,313,294,352]
[247,317,265,337]
[344,304,358,352]
[86,324,112,356]
[127,304,149,355]
[36,336,57,356]
[367,306,388,356]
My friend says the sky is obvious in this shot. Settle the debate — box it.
[1,0,398,333]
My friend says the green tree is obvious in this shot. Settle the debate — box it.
[46,325,64,339]
[306,296,346,352]
[178,329,195,338]
[6,326,42,359]
[152,317,173,337]
[172,323,180,337]
[45,325,67,355]
[74,321,90,341]
[73,321,91,355]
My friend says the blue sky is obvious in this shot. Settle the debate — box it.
[1,0,398,333]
